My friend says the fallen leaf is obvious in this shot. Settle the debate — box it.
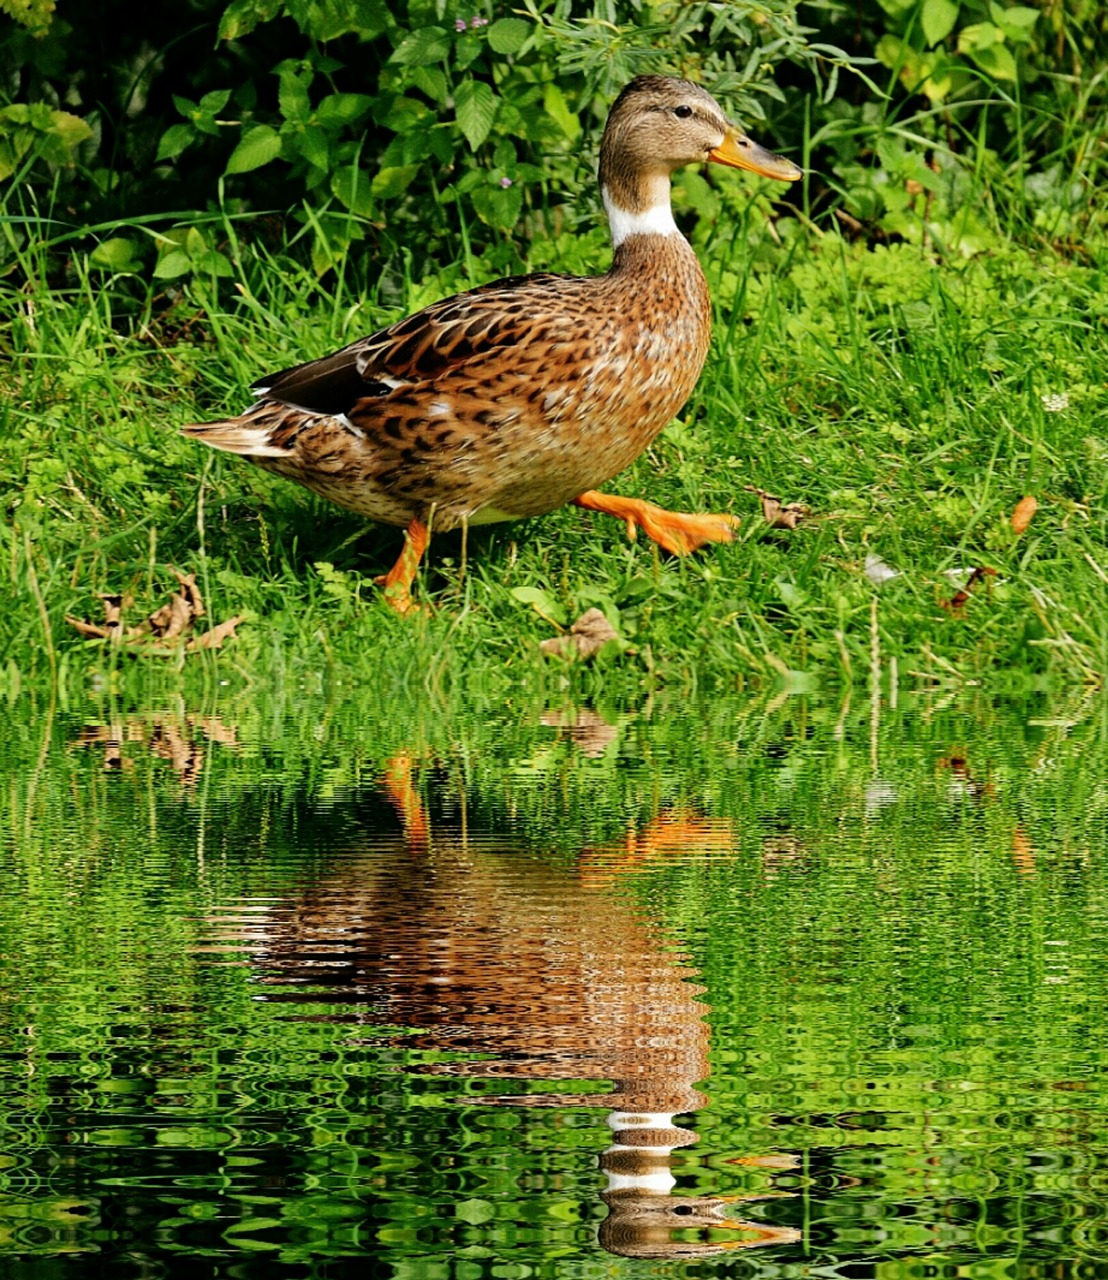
[98,593,126,627]
[187,615,246,651]
[172,569,206,618]
[1010,495,1037,535]
[745,485,809,529]
[539,608,618,660]
[65,570,242,654]
[65,617,112,639]
[150,590,193,641]
[940,566,997,613]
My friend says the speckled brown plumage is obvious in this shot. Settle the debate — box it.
[183,75,801,611]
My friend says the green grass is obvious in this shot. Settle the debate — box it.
[3,171,1107,697]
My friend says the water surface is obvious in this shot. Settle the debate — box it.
[2,691,1106,1277]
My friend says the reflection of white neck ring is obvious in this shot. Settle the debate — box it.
[607,1110,676,1130]
[604,1168,677,1195]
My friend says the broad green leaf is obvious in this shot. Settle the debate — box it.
[455,79,497,152]
[295,125,330,170]
[156,124,194,162]
[543,82,580,142]
[371,164,419,199]
[44,110,92,154]
[296,0,388,41]
[990,2,1038,42]
[968,41,1018,80]
[277,65,312,124]
[921,0,959,46]
[218,0,282,40]
[389,27,451,66]
[378,96,432,133]
[193,249,235,278]
[89,238,141,273]
[957,21,1003,51]
[330,163,374,215]
[509,586,567,626]
[184,226,208,259]
[407,65,447,105]
[2,0,54,34]
[224,124,282,174]
[472,181,523,230]
[487,17,531,55]
[316,93,373,127]
[199,89,232,116]
[152,249,192,279]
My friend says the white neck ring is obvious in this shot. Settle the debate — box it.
[602,185,679,248]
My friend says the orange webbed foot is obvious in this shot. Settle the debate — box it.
[375,518,430,614]
[573,491,739,555]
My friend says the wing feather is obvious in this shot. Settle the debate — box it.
[252,273,581,417]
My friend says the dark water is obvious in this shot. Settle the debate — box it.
[2,691,1108,1277]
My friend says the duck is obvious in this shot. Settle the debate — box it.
[183,75,801,613]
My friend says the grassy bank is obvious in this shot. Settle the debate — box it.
[4,175,1107,696]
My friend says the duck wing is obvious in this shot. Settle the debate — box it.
[251,273,576,415]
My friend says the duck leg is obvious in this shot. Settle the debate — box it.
[573,491,739,556]
[375,518,430,614]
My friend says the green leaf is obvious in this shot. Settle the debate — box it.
[194,249,235,278]
[224,124,282,175]
[218,0,282,40]
[330,164,374,216]
[407,65,447,105]
[277,65,312,124]
[390,27,451,66]
[152,249,192,280]
[199,89,232,116]
[156,124,194,162]
[968,41,1018,80]
[486,17,531,55]
[295,125,330,170]
[957,21,1003,52]
[455,79,497,152]
[89,238,141,273]
[510,587,567,626]
[471,181,522,230]
[990,2,1038,42]
[542,82,580,142]
[921,0,959,46]
[371,165,419,199]
[316,93,373,127]
[184,226,208,259]
[298,0,388,41]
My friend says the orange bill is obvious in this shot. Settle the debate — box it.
[709,126,802,182]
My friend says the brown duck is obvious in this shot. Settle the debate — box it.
[183,76,801,612]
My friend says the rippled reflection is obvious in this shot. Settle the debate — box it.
[3,692,1108,1276]
[208,752,798,1259]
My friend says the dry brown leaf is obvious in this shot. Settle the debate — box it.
[539,608,618,661]
[745,485,809,530]
[187,615,246,651]
[1011,495,1037,535]
[154,591,193,641]
[66,616,112,639]
[65,572,241,654]
[172,569,206,619]
[98,593,126,627]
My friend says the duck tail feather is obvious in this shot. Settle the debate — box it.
[180,418,288,458]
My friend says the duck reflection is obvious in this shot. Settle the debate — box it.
[227,753,798,1259]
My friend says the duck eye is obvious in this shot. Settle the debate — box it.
[674,105,693,119]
